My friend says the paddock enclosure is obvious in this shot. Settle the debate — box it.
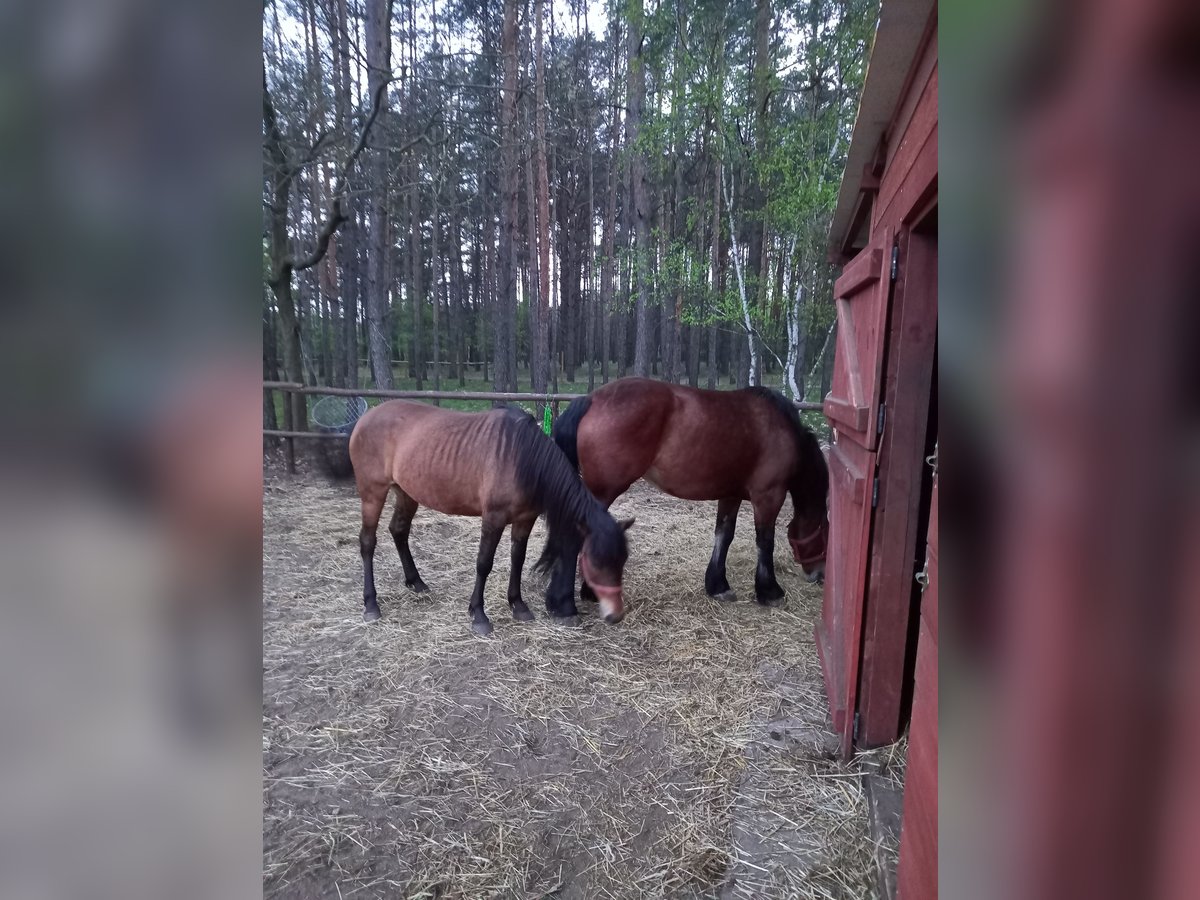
[263,469,903,898]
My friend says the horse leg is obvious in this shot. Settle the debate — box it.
[388,489,428,594]
[545,541,582,625]
[359,487,388,621]
[468,516,505,636]
[751,488,788,606]
[705,497,742,602]
[507,515,537,623]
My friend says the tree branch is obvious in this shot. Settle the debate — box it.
[281,69,431,278]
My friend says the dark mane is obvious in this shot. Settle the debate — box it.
[498,410,627,571]
[747,386,829,518]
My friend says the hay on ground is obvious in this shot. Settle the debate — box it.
[264,473,896,899]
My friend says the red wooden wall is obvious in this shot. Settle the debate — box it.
[820,8,937,751]
[856,10,938,751]
[897,472,937,900]
[820,6,939,898]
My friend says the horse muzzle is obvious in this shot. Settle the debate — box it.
[789,521,828,570]
[590,583,625,624]
[580,553,626,624]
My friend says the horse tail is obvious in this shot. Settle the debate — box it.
[551,395,592,472]
[533,395,592,574]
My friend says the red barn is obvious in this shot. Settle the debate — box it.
[820,0,938,898]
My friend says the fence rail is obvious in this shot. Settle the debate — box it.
[263,381,583,403]
[264,380,825,471]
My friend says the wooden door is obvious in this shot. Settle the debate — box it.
[817,227,894,758]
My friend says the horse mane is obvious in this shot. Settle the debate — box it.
[747,386,829,519]
[499,409,627,572]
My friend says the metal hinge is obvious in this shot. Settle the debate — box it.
[890,244,899,281]
[871,475,879,508]
[853,711,861,743]
[876,402,886,437]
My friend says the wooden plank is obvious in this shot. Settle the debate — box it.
[877,124,937,235]
[875,62,938,231]
[923,478,938,644]
[828,441,869,506]
[896,615,938,900]
[836,297,866,406]
[824,396,870,436]
[264,430,352,440]
[814,620,846,734]
[824,228,894,452]
[820,432,876,759]
[262,381,824,411]
[263,382,583,402]
[834,247,882,299]
[884,13,938,179]
[857,222,938,748]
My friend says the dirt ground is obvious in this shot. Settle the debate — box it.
[263,468,901,899]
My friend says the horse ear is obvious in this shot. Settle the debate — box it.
[617,517,635,532]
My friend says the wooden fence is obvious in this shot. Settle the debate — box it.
[264,380,824,471]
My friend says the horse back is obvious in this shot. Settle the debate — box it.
[350,401,527,516]
[581,379,798,500]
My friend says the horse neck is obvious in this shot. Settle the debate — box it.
[791,448,829,520]
[534,452,600,533]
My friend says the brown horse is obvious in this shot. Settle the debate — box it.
[537,378,828,609]
[347,400,633,634]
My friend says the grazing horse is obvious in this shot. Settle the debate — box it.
[538,378,828,608]
[347,400,633,634]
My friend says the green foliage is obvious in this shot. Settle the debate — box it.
[264,0,878,394]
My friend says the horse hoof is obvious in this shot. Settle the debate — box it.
[407,579,429,594]
[710,590,738,603]
[363,606,381,622]
[756,594,786,609]
[512,606,535,623]
[551,614,582,627]
[471,620,494,636]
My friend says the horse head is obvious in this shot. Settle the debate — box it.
[788,516,828,583]
[580,516,635,623]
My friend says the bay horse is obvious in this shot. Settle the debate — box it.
[537,378,828,609]
[347,400,633,634]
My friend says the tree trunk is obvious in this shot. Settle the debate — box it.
[363,0,393,389]
[482,206,494,384]
[408,166,423,387]
[431,187,442,396]
[531,0,552,412]
[617,250,630,377]
[495,0,520,393]
[585,144,596,391]
[600,22,620,385]
[334,0,356,387]
[451,218,467,386]
[722,173,759,386]
[626,0,650,377]
[739,0,772,388]
[707,158,722,389]
[687,203,704,387]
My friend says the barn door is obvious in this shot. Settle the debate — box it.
[818,227,895,758]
